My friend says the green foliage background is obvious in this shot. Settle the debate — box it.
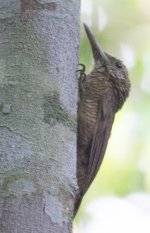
[76,0,150,221]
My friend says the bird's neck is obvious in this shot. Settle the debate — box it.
[112,79,130,111]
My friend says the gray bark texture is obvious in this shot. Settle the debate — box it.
[0,0,80,232]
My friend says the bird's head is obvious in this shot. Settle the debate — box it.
[84,23,130,108]
[84,24,129,80]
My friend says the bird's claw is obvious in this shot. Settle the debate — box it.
[76,63,86,80]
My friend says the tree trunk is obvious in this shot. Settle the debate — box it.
[0,1,80,232]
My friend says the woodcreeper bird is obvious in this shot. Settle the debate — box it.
[75,24,130,215]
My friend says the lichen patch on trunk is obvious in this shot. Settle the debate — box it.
[43,92,76,132]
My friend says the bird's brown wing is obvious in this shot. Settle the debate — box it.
[85,90,115,192]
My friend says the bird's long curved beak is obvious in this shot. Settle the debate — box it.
[84,23,108,65]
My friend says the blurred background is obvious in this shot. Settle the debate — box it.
[74,0,150,232]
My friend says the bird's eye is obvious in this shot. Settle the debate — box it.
[115,62,123,69]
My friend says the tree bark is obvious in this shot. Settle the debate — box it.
[0,1,80,232]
